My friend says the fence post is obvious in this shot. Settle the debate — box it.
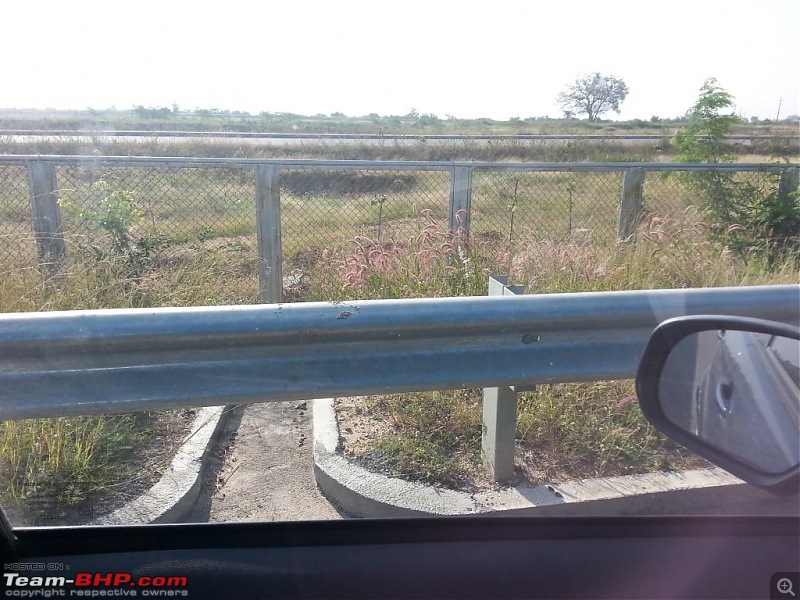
[618,167,645,241]
[482,275,524,483]
[449,166,472,237]
[255,164,283,304]
[27,161,65,268]
[778,167,799,199]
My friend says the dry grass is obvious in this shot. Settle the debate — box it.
[0,235,259,522]
[325,209,797,489]
[1,409,195,525]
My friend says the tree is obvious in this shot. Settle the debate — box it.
[671,78,800,264]
[557,73,629,121]
[671,78,739,164]
[670,78,739,223]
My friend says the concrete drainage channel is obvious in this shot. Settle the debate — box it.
[96,397,799,525]
[94,405,234,525]
[312,398,800,517]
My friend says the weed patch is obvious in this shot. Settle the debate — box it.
[0,410,193,525]
[515,381,707,482]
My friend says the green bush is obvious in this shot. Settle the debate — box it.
[61,180,168,276]
[671,79,800,263]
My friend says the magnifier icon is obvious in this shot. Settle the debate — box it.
[778,578,796,597]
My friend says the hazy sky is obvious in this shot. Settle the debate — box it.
[3,0,799,120]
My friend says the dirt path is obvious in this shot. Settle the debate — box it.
[187,400,345,522]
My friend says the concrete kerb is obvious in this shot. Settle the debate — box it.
[94,405,235,525]
[313,398,482,517]
[312,397,795,518]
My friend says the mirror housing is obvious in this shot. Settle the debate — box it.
[636,315,799,493]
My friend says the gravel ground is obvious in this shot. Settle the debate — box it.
[352,449,399,477]
[186,400,346,523]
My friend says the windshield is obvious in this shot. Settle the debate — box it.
[0,0,798,528]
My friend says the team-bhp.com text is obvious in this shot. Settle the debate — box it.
[4,573,188,597]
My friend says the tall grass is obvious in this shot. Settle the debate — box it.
[312,209,798,487]
[0,237,258,520]
[2,136,793,163]
[509,207,799,293]
[301,211,490,302]
[1,416,142,507]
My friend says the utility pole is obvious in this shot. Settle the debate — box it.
[776,97,783,122]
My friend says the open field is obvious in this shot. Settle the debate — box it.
[2,135,798,164]
[2,107,798,137]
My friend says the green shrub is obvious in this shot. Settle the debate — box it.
[671,79,800,263]
[60,179,169,276]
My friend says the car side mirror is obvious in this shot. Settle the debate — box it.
[636,316,799,493]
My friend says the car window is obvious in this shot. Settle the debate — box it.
[0,0,798,528]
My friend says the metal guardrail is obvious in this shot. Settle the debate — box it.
[1,285,797,421]
[1,155,795,170]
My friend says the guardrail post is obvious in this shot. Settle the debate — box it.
[778,167,799,199]
[27,161,66,269]
[449,166,472,237]
[618,167,645,241]
[482,275,525,483]
[255,164,283,303]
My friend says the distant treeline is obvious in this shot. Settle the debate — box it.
[1,107,798,137]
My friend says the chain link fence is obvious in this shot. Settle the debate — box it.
[0,164,36,267]
[56,165,256,244]
[471,170,625,246]
[640,169,781,224]
[0,158,795,307]
[280,169,450,265]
